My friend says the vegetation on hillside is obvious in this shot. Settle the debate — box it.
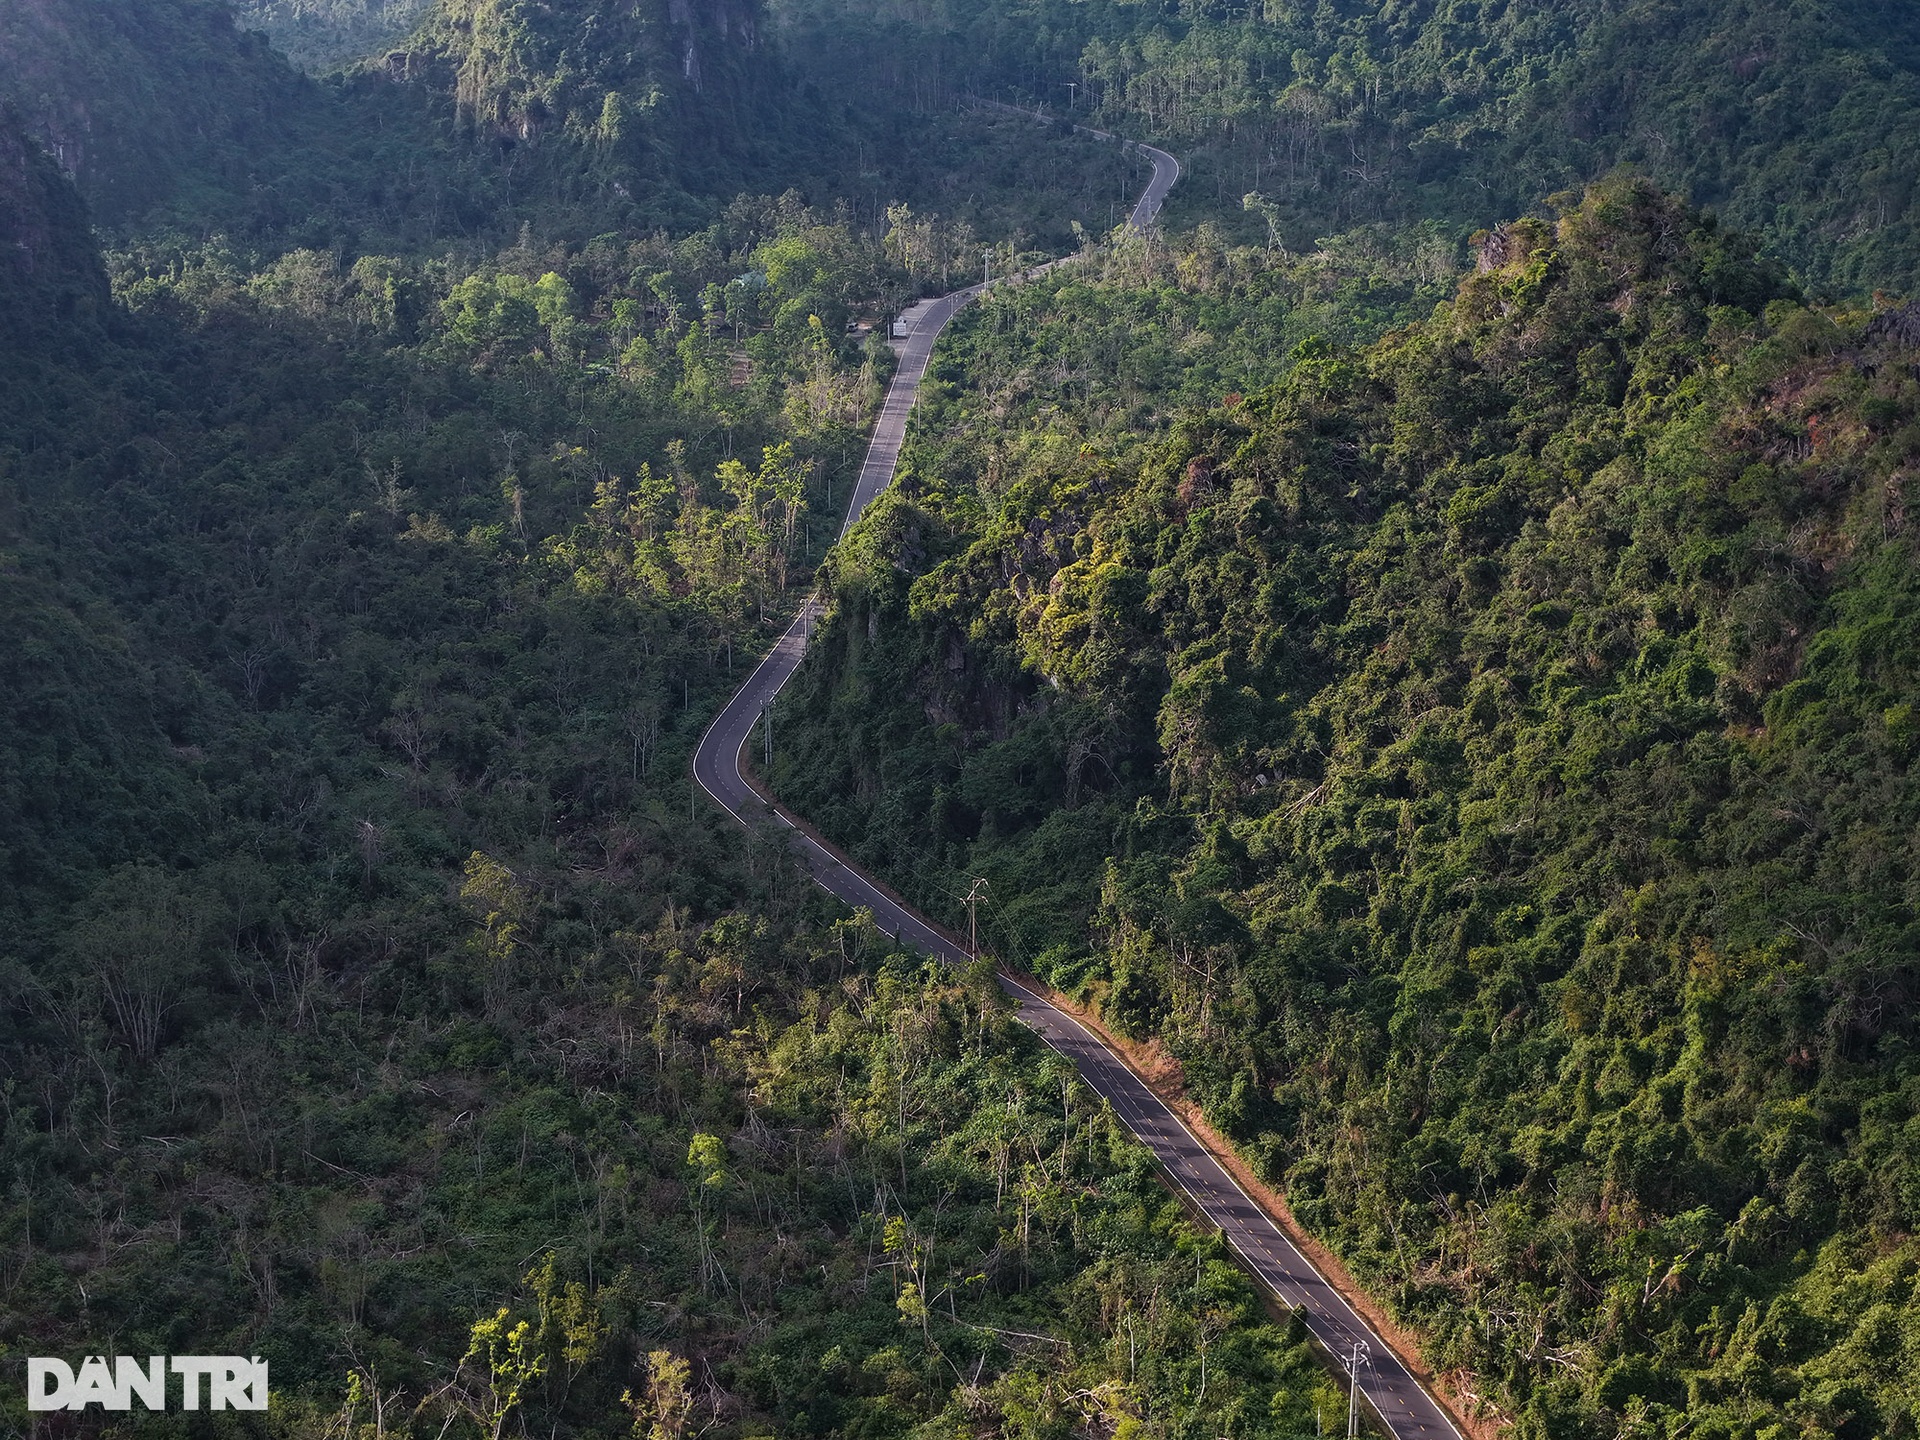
[780,0,1920,294]
[230,0,432,72]
[12,0,1920,289]
[1076,0,1920,294]
[13,0,1920,1433]
[0,102,110,358]
[773,178,1920,1438]
[0,0,1138,254]
[0,0,342,228]
[0,103,1343,1437]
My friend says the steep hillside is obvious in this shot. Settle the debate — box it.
[229,0,432,71]
[0,0,334,228]
[0,108,172,925]
[390,0,1140,243]
[1094,0,1920,294]
[780,0,1920,294]
[0,126,1345,1440]
[774,180,1920,1436]
[0,0,838,242]
[0,0,1137,252]
[0,0,794,240]
[392,0,823,231]
[0,103,108,353]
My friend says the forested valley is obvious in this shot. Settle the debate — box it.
[785,0,1920,293]
[6,0,1920,1439]
[0,4,1312,1436]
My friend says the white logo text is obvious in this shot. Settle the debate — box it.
[27,1356,270,1411]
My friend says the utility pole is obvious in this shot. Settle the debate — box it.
[1345,1340,1370,1438]
[763,704,773,770]
[964,877,990,959]
[1065,81,1078,110]
[982,250,991,287]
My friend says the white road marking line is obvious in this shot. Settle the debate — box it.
[693,132,1462,1440]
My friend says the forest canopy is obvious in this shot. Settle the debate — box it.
[771,179,1920,1438]
[8,0,1920,1437]
[0,80,1287,1439]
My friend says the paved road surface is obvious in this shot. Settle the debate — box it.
[691,128,1462,1440]
[972,98,1180,231]
[1127,141,1181,228]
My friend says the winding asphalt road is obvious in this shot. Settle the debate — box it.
[973,97,1181,230]
[1128,139,1181,229]
[691,127,1462,1440]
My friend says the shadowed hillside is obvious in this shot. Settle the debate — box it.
[230,0,433,72]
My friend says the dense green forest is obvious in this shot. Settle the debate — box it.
[781,0,1920,294]
[0,0,1140,253]
[0,0,377,233]
[23,0,1916,290]
[229,0,431,72]
[0,65,1332,1438]
[6,0,1916,283]
[771,180,1920,1436]
[12,0,1920,1435]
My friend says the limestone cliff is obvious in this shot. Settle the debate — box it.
[0,104,108,350]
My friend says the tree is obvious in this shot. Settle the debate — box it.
[461,851,529,1019]
[60,865,206,1060]
[457,1308,548,1440]
[442,272,541,355]
[532,271,579,352]
[686,1132,727,1295]
[1242,192,1283,249]
[621,1350,692,1440]
[526,1253,609,1394]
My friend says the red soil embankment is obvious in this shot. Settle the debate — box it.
[1004,971,1505,1440]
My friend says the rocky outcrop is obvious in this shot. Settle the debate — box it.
[407,0,765,131]
[0,0,319,228]
[0,104,108,347]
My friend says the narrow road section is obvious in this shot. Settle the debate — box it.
[1129,140,1180,228]
[972,97,1180,230]
[691,128,1463,1440]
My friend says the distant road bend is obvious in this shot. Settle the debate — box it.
[692,127,1462,1440]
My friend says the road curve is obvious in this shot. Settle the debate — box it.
[971,97,1180,232]
[691,137,1463,1440]
[1128,141,1181,229]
